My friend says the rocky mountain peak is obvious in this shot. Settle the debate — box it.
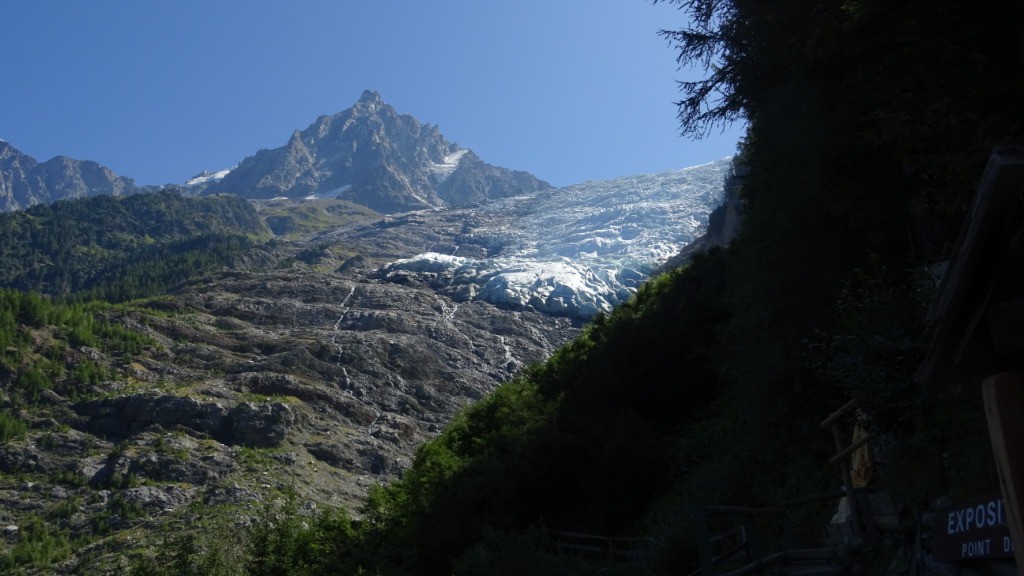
[285,130,312,158]
[0,142,142,211]
[357,89,384,108]
[0,140,31,167]
[198,91,552,213]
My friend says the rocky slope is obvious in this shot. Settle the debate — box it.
[0,237,580,573]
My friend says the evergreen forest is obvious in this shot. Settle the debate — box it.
[0,191,267,301]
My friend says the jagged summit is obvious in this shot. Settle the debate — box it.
[0,141,142,211]
[358,89,383,105]
[197,91,552,213]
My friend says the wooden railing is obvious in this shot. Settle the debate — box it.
[690,400,898,576]
[690,487,884,576]
[546,528,658,562]
[820,399,874,539]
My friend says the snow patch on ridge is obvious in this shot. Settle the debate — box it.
[428,149,468,183]
[185,166,235,187]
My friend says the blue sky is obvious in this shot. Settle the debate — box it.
[2,1,742,188]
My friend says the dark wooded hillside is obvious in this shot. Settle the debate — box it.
[0,191,267,301]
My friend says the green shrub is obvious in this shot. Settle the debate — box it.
[0,412,27,443]
[245,494,360,576]
[0,518,73,573]
[130,531,244,576]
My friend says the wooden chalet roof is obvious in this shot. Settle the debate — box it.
[916,147,1024,386]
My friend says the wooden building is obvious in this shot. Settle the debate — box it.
[916,147,1024,569]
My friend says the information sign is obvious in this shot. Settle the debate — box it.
[932,495,1014,561]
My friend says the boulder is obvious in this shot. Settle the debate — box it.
[225,402,295,448]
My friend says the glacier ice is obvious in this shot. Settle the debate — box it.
[379,158,732,319]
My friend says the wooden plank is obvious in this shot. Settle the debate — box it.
[953,283,997,366]
[988,296,1024,354]
[832,422,865,538]
[777,565,845,576]
[777,487,874,508]
[983,372,1024,568]
[783,547,839,561]
[712,540,750,567]
[828,432,875,466]
[553,542,605,554]
[693,505,715,576]
[704,505,787,517]
[714,552,787,576]
[742,518,764,568]
[709,524,745,544]
[819,399,857,429]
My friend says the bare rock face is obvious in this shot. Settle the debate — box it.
[226,401,295,448]
[71,394,294,449]
[120,485,193,513]
[162,267,579,465]
[73,394,230,441]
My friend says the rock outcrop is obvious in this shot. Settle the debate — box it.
[72,394,294,449]
[656,158,746,273]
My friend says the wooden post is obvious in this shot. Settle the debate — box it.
[693,504,715,576]
[743,515,763,567]
[982,371,1024,570]
[831,422,865,539]
[820,400,866,539]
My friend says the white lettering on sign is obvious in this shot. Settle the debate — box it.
[961,539,992,558]
[947,499,1005,535]
[1005,536,1014,553]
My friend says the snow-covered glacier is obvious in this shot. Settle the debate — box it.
[376,158,733,319]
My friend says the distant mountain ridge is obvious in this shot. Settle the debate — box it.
[192,90,553,212]
[1,90,551,214]
[0,140,147,212]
